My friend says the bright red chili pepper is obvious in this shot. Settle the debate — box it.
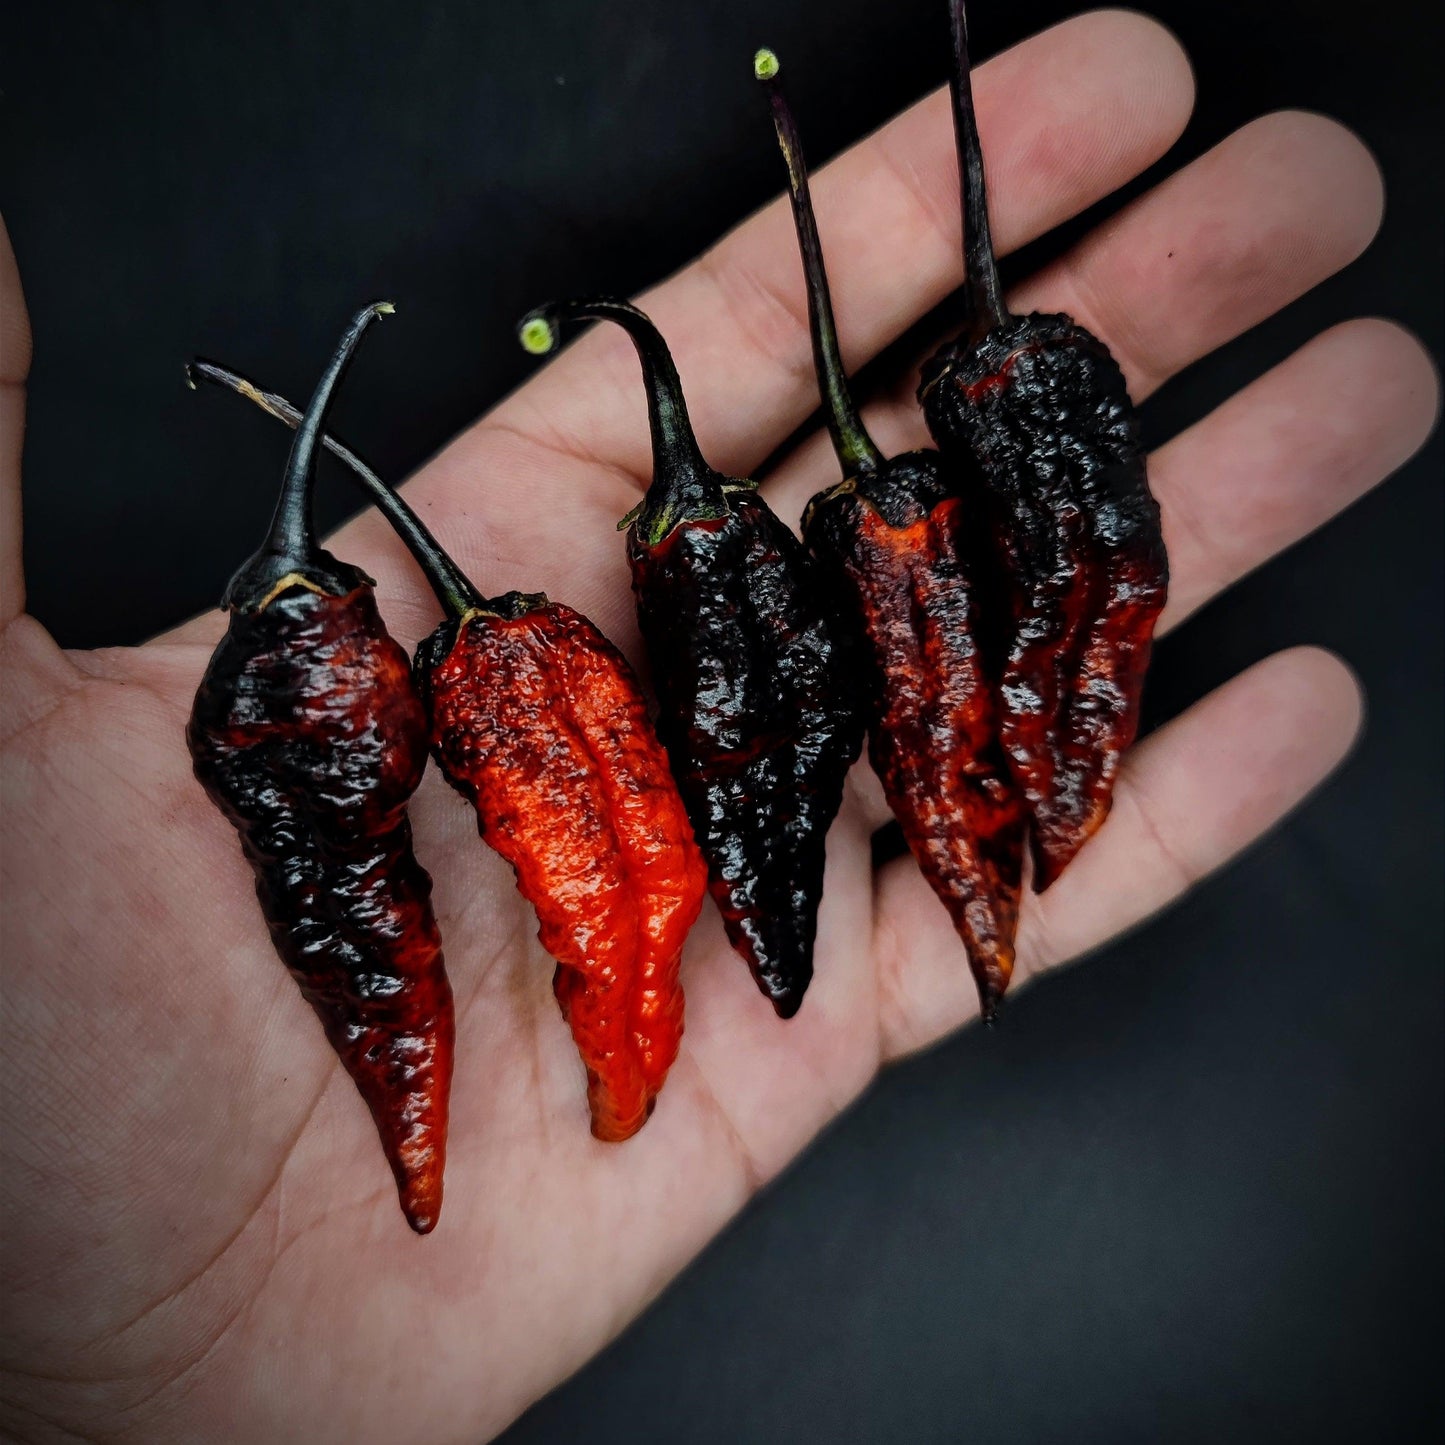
[419,599,706,1140]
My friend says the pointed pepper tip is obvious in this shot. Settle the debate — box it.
[770,988,804,1021]
[398,1167,444,1235]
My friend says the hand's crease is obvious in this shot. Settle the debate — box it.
[871,117,965,288]
[1056,242,1164,400]
[476,410,647,499]
[677,1047,766,1197]
[99,1175,372,1435]
[0,619,88,749]
[693,239,818,415]
[0,1390,105,1445]
[1013,886,1066,984]
[1113,762,1204,896]
[869,882,916,1064]
[97,1063,331,1360]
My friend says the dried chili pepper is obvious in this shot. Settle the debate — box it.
[918,0,1169,890]
[757,49,1023,1017]
[187,359,706,1142]
[518,298,863,1018]
[186,305,453,1233]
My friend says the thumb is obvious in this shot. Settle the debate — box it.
[1,215,33,625]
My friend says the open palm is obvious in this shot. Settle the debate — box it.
[1,12,1437,1442]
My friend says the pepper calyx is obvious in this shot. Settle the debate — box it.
[628,469,732,547]
[479,590,549,620]
[222,550,372,614]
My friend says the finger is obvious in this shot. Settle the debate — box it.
[163,12,1192,650]
[1153,318,1441,630]
[1,214,33,625]
[761,108,1388,522]
[1016,109,1384,399]
[873,646,1364,1061]
[494,10,1194,485]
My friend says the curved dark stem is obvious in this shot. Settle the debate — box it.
[188,359,483,617]
[260,301,392,567]
[759,56,882,479]
[948,0,1008,339]
[518,297,727,544]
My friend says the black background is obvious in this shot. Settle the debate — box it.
[5,1,1441,1441]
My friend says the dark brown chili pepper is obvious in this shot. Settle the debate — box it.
[918,0,1169,890]
[186,360,707,1141]
[186,305,453,1234]
[517,299,864,1018]
[757,49,1024,1017]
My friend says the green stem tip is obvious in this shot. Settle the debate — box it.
[518,316,559,356]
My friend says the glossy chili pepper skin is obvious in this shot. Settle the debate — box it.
[919,2,1169,890]
[416,595,707,1140]
[921,315,1166,887]
[805,456,1023,1014]
[519,297,864,1018]
[186,302,453,1234]
[188,356,707,1142]
[629,490,862,1017]
[189,583,453,1231]
[759,51,1022,1014]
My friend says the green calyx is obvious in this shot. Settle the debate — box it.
[753,47,780,81]
[617,485,730,548]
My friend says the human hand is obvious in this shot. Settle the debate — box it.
[1,11,1437,1442]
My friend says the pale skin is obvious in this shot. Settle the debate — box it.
[0,11,1438,1442]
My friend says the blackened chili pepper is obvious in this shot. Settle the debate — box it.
[186,305,453,1233]
[757,49,1024,1017]
[518,298,863,1018]
[918,0,1169,890]
[187,360,706,1142]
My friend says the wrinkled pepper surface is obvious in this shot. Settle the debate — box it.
[187,305,453,1233]
[189,357,706,1141]
[416,598,706,1140]
[759,49,1024,1015]
[520,298,864,1018]
[919,0,1169,890]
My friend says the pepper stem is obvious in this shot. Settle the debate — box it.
[188,359,483,618]
[755,49,882,479]
[257,302,393,570]
[947,0,1008,339]
[516,298,728,545]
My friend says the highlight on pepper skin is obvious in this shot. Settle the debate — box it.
[760,48,1025,1017]
[519,297,865,1020]
[918,0,1169,891]
[189,354,708,1144]
[186,304,455,1235]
